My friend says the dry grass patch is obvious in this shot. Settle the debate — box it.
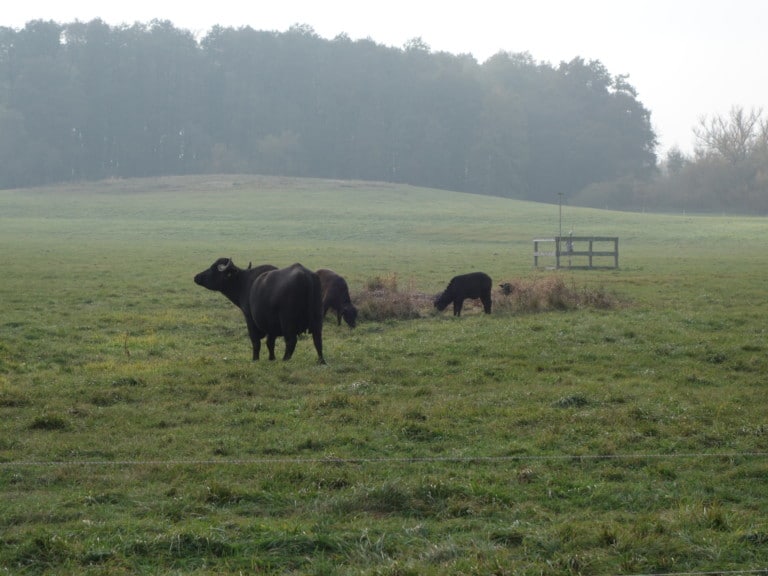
[354,273,622,320]
[354,273,433,321]
[496,275,621,313]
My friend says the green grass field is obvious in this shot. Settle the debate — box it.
[1,175,767,575]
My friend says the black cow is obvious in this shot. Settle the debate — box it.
[434,272,493,316]
[194,258,325,363]
[316,268,358,328]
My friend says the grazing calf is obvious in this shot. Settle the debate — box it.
[316,268,358,328]
[194,258,325,363]
[434,272,493,317]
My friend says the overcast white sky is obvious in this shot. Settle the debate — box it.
[4,0,766,157]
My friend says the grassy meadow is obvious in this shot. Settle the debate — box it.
[1,175,767,575]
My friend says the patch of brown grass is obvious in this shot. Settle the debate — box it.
[495,275,621,314]
[354,274,433,321]
[353,273,621,321]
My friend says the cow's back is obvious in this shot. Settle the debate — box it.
[450,272,491,296]
[251,263,322,335]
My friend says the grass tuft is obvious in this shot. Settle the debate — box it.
[553,394,590,408]
[28,414,70,431]
[0,387,31,408]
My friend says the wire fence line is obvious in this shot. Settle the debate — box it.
[3,450,768,469]
[624,571,768,576]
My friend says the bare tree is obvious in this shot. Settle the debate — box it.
[694,106,767,163]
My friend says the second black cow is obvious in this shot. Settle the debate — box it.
[434,272,493,317]
[316,268,358,328]
[194,258,325,363]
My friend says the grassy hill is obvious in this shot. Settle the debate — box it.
[1,175,767,574]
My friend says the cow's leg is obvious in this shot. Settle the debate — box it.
[311,328,325,364]
[282,334,297,361]
[266,334,277,360]
[482,294,492,314]
[336,310,342,326]
[246,319,262,361]
[453,299,462,316]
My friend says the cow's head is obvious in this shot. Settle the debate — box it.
[194,257,239,292]
[342,304,358,328]
[434,291,451,311]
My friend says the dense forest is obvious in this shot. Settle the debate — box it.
[0,19,765,213]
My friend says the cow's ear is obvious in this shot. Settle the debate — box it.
[217,258,236,275]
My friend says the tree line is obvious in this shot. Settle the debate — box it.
[654,107,768,214]
[1,19,763,213]
[0,19,657,199]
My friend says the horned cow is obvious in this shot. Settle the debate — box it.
[194,258,325,363]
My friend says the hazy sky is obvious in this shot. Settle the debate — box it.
[4,0,766,157]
